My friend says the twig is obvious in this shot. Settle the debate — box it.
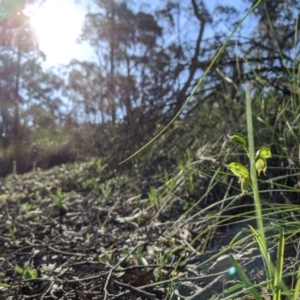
[114,264,174,272]
[103,244,143,300]
[114,280,158,300]
[25,239,87,257]
[48,245,87,257]
[41,281,54,300]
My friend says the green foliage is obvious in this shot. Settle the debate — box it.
[274,230,285,300]
[135,245,148,266]
[15,262,38,281]
[99,183,112,201]
[148,187,161,211]
[5,205,16,243]
[163,170,175,194]
[21,202,36,214]
[293,264,300,300]
[98,245,116,265]
[0,282,10,290]
[50,187,65,209]
[229,255,262,300]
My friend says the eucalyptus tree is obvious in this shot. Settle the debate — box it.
[75,0,164,123]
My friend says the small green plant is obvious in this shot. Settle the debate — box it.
[99,182,112,201]
[154,246,181,282]
[0,282,10,290]
[98,245,115,265]
[228,134,271,196]
[81,178,99,192]
[224,89,289,300]
[21,203,37,214]
[163,170,176,194]
[81,177,113,200]
[131,245,148,266]
[15,262,38,281]
[5,205,16,243]
[177,150,196,195]
[148,187,161,210]
[7,222,16,242]
[91,178,99,192]
[50,187,65,209]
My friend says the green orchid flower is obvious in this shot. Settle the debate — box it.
[228,162,251,195]
[231,135,247,148]
[230,134,249,155]
[255,147,272,176]
[240,177,251,195]
[228,162,250,182]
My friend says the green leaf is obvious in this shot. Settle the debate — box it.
[14,264,23,275]
[293,263,300,300]
[273,230,284,300]
[24,265,38,279]
[229,255,263,300]
[248,225,273,281]
[0,282,10,289]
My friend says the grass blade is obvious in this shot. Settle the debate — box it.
[229,254,263,300]
[273,230,284,300]
[248,225,273,281]
[292,263,300,300]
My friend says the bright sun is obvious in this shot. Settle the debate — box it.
[29,0,84,65]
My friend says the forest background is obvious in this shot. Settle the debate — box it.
[0,0,299,178]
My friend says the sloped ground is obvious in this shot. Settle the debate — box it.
[0,160,299,300]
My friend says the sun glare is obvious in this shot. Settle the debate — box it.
[29,0,84,65]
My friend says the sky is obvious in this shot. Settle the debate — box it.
[24,0,95,66]
[22,0,251,68]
